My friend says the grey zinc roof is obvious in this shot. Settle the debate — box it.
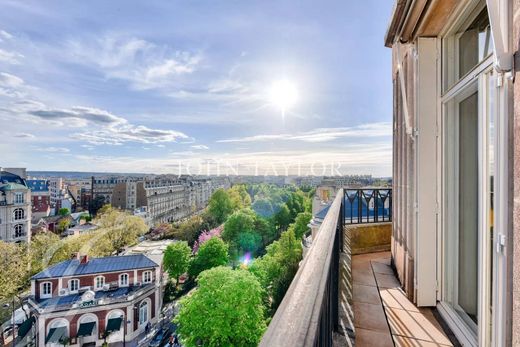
[31,254,158,280]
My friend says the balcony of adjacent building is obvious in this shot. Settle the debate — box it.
[260,188,457,347]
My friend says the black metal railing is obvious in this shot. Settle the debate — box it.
[260,189,346,347]
[343,188,392,224]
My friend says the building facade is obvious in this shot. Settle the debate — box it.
[386,0,517,345]
[27,179,51,221]
[0,169,32,242]
[27,254,161,347]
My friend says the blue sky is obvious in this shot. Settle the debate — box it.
[0,0,393,176]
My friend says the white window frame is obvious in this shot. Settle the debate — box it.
[41,282,52,298]
[138,300,149,326]
[13,208,24,221]
[94,276,105,291]
[13,224,24,238]
[14,192,24,204]
[142,271,152,284]
[119,273,129,287]
[68,279,79,293]
[436,2,509,346]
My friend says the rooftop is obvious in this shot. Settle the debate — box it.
[31,254,159,280]
[27,179,49,192]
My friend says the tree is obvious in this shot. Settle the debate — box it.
[56,218,71,233]
[29,232,60,275]
[163,241,192,287]
[251,198,274,218]
[273,205,291,231]
[188,238,229,279]
[58,208,70,216]
[249,228,302,313]
[207,189,233,224]
[0,242,29,302]
[176,267,266,347]
[292,212,312,239]
[169,215,204,246]
[222,209,255,245]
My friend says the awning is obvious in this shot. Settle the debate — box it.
[45,326,67,344]
[17,316,35,338]
[77,321,96,337]
[105,317,123,333]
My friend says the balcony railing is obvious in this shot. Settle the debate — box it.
[260,189,347,347]
[344,188,392,224]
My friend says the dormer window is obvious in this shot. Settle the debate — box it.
[14,193,24,204]
[119,273,129,287]
[94,276,105,290]
[41,282,52,298]
[142,271,152,284]
[68,279,79,293]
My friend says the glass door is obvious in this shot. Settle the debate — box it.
[441,68,496,346]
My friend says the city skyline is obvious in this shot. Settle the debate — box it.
[0,0,393,176]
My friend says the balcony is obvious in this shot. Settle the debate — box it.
[260,188,454,347]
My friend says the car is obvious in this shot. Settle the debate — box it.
[149,328,169,347]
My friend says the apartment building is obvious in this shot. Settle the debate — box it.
[27,179,51,220]
[25,254,161,347]
[0,169,32,243]
[385,0,518,345]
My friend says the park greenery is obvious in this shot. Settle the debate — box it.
[167,183,314,345]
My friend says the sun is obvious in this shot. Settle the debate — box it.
[269,79,298,115]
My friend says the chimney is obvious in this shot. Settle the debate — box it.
[80,255,89,264]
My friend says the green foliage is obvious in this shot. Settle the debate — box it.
[273,204,291,231]
[176,267,266,347]
[228,184,252,210]
[188,237,229,279]
[0,242,29,301]
[208,188,234,224]
[57,218,71,233]
[222,209,255,244]
[249,227,302,314]
[292,212,312,239]
[163,241,192,286]
[251,198,274,218]
[168,215,204,246]
[29,232,61,275]
[58,208,70,216]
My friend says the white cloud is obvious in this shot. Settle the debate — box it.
[36,147,70,153]
[191,144,209,150]
[69,35,201,91]
[0,30,13,41]
[13,132,34,138]
[73,124,189,145]
[217,122,392,143]
[0,72,26,97]
[0,48,23,64]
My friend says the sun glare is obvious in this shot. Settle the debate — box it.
[269,79,298,115]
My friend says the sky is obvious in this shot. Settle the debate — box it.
[0,0,394,176]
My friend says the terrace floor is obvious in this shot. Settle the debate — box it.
[351,251,455,347]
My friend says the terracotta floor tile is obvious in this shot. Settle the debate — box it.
[353,269,377,287]
[379,288,419,312]
[386,307,452,345]
[353,283,381,305]
[355,328,394,347]
[374,272,401,289]
[353,302,389,332]
[393,335,453,347]
[371,261,394,275]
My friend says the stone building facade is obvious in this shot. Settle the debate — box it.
[0,169,31,242]
[27,254,161,347]
[386,0,517,345]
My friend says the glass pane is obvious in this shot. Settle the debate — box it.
[459,9,493,78]
[457,91,479,325]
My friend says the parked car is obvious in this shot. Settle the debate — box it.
[149,328,170,347]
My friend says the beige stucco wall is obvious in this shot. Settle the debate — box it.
[349,222,392,255]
